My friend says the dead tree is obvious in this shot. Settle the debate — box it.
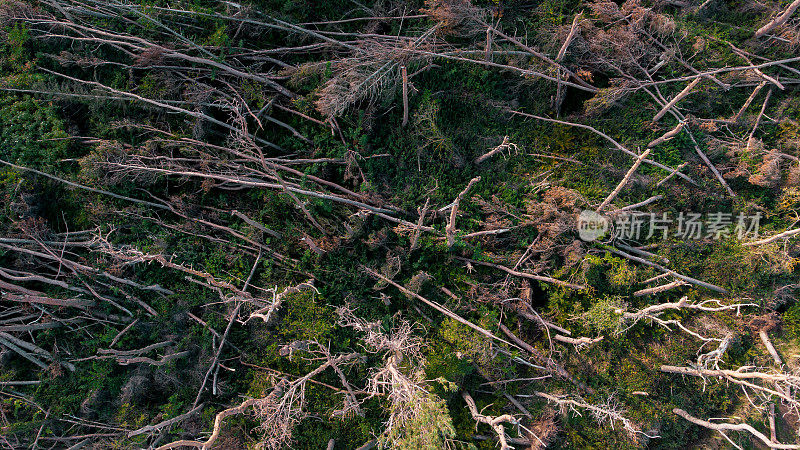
[615,296,756,340]
[662,365,800,418]
[536,392,658,440]
[157,347,361,450]
[673,408,800,449]
[446,176,481,247]
[462,390,519,450]
[755,0,800,38]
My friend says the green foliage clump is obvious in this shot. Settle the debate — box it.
[379,391,455,450]
[437,317,495,373]
[606,259,638,287]
[2,23,29,68]
[584,296,623,335]
[0,95,69,168]
[277,288,335,342]
[784,303,800,340]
